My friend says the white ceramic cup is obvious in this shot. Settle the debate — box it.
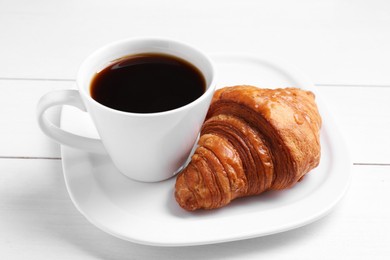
[37,38,216,182]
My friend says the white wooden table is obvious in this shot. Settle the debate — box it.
[1,0,390,259]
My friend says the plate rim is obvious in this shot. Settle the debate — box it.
[60,53,351,246]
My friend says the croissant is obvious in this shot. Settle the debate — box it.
[175,85,322,211]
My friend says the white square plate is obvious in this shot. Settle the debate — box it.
[60,54,350,246]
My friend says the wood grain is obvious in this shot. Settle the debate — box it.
[1,0,390,85]
[1,0,390,258]
[1,79,389,164]
[1,160,389,259]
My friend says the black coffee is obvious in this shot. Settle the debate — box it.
[90,53,206,113]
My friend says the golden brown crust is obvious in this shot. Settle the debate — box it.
[174,85,322,211]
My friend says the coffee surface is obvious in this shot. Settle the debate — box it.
[90,53,206,113]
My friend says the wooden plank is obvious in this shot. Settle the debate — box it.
[0,79,74,158]
[0,159,389,259]
[317,86,390,164]
[0,79,389,163]
[1,0,390,85]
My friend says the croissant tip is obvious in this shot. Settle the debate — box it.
[174,191,199,211]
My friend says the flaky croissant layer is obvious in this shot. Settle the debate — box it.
[175,86,322,211]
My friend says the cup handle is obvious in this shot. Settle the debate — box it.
[37,90,106,154]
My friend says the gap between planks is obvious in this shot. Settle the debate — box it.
[0,77,74,82]
[1,77,389,165]
[0,156,61,160]
[353,163,390,166]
